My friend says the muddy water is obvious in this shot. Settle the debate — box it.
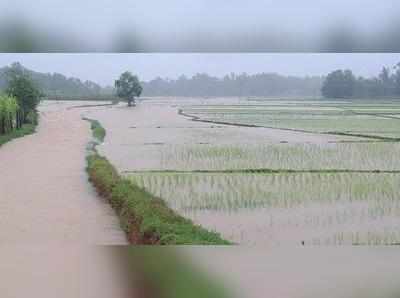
[80,99,400,297]
[0,102,132,298]
[85,100,342,172]
[185,247,400,298]
[0,101,126,244]
[187,201,400,246]
[83,99,400,245]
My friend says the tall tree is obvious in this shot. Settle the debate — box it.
[5,62,42,126]
[394,63,400,96]
[115,71,142,106]
[378,67,393,96]
[321,69,355,98]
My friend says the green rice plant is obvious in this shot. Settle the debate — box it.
[182,101,400,138]
[127,172,400,245]
[158,142,400,171]
[127,172,399,211]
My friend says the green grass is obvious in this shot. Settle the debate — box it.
[88,119,106,142]
[0,123,37,147]
[87,154,229,244]
[85,118,229,245]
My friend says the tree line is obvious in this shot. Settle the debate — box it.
[2,61,400,101]
[141,73,322,97]
[1,64,323,98]
[0,64,41,136]
[0,62,106,98]
[322,63,400,99]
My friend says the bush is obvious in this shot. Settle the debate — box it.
[0,95,18,134]
[0,123,36,146]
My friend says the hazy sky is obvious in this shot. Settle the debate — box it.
[1,1,400,51]
[1,0,398,48]
[0,54,399,86]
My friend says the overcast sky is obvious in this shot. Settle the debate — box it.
[3,0,396,36]
[1,0,399,51]
[0,54,399,86]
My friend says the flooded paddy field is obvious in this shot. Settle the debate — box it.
[153,142,400,171]
[129,172,400,245]
[182,100,400,138]
[84,98,400,246]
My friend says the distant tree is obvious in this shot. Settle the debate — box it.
[115,71,142,106]
[394,63,400,96]
[321,69,355,98]
[141,72,323,97]
[377,67,394,96]
[0,63,106,98]
[379,67,391,84]
[5,62,42,126]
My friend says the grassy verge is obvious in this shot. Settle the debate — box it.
[85,119,229,245]
[0,123,37,147]
[88,119,106,142]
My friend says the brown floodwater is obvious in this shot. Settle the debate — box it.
[0,101,126,244]
[85,99,343,172]
[0,102,134,298]
[184,246,400,298]
[1,100,399,298]
[84,99,399,246]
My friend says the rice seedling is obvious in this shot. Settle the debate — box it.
[89,99,400,245]
[158,142,400,171]
[127,172,400,245]
[182,101,400,138]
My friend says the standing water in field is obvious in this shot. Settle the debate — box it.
[83,98,400,246]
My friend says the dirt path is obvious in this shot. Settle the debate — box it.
[0,102,131,298]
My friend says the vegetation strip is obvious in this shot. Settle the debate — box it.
[1,67,41,147]
[83,118,106,142]
[349,110,400,120]
[67,102,116,110]
[323,131,400,141]
[328,140,398,144]
[123,169,400,175]
[0,123,36,146]
[85,118,229,245]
